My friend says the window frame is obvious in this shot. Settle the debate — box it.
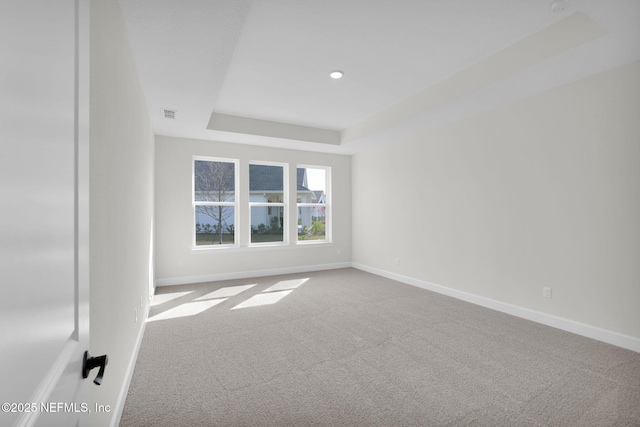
[296,164,331,244]
[248,161,289,247]
[192,156,239,249]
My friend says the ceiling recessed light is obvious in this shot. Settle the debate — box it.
[330,70,344,79]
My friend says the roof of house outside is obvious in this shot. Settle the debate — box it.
[312,190,325,202]
[249,164,310,193]
[194,161,311,194]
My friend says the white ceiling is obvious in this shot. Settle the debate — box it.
[119,0,640,154]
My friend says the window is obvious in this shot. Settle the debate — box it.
[191,158,331,249]
[297,165,330,243]
[249,162,287,244]
[193,157,238,247]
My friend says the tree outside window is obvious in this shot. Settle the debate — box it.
[194,158,237,246]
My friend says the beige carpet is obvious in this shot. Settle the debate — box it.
[120,268,640,426]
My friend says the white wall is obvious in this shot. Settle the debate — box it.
[155,136,351,284]
[90,0,155,425]
[353,60,640,340]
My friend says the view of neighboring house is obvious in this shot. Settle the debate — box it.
[310,190,326,223]
[248,165,286,231]
[195,164,324,234]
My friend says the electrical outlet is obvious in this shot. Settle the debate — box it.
[178,260,183,268]
[395,257,400,265]
[543,287,552,298]
[134,309,138,323]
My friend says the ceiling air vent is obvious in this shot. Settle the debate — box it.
[549,0,569,13]
[163,109,176,119]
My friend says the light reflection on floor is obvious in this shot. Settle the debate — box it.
[148,278,309,321]
[147,299,226,322]
[263,278,309,292]
[230,290,293,310]
[195,284,257,300]
[151,291,194,307]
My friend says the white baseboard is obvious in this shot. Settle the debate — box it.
[155,262,352,287]
[109,304,150,427]
[352,263,640,353]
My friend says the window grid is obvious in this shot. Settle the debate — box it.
[249,162,288,246]
[193,156,239,248]
[191,159,331,249]
[297,165,330,244]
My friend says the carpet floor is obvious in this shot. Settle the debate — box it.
[120,268,640,426]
